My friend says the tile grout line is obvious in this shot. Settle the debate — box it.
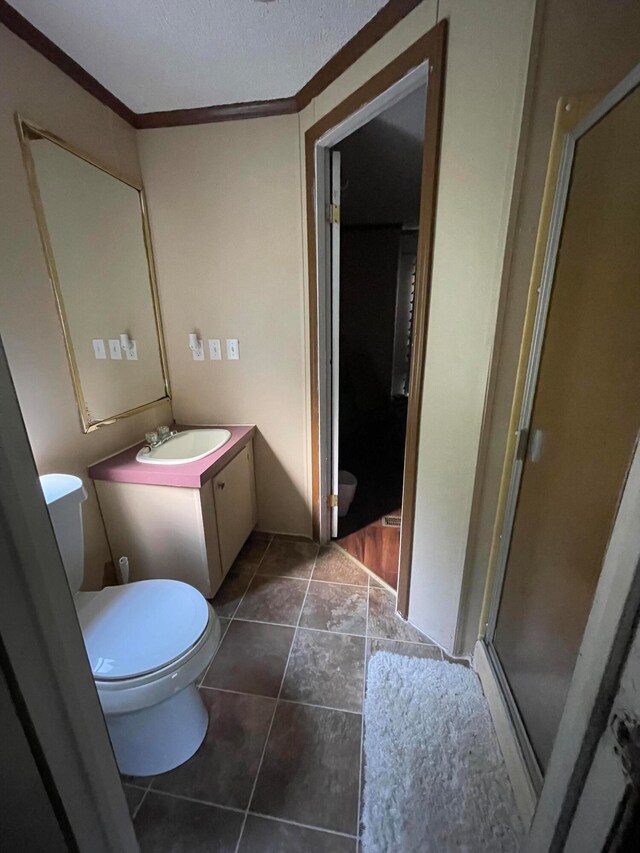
[330,542,397,591]
[231,617,365,639]
[227,615,437,647]
[357,573,371,842]
[132,784,359,841]
[198,604,242,687]
[197,616,233,687]
[130,775,155,820]
[230,537,274,619]
[233,546,319,853]
[123,781,148,792]
[247,809,358,839]
[254,573,368,588]
[198,684,363,716]
[139,786,246,814]
[199,538,274,686]
[131,780,357,841]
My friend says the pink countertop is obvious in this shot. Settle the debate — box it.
[88,425,256,489]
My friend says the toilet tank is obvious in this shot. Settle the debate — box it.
[40,474,88,594]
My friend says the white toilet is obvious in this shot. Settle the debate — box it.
[40,472,220,777]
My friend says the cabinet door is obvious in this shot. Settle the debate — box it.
[213,442,257,574]
[199,480,223,595]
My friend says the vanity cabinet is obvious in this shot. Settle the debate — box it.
[94,441,257,598]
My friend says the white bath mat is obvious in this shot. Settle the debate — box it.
[362,653,522,853]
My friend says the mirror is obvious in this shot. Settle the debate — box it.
[17,117,170,432]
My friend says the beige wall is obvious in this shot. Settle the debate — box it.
[138,0,536,652]
[298,0,535,651]
[0,25,172,589]
[407,0,535,650]
[137,114,310,536]
[460,0,640,654]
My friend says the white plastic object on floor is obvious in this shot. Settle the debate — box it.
[338,470,358,517]
[118,555,129,584]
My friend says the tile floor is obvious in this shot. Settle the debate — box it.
[124,535,464,852]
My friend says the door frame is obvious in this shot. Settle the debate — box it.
[0,338,138,851]
[329,149,341,538]
[478,63,640,827]
[305,21,447,616]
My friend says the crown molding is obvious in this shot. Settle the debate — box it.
[1,0,424,129]
[0,0,136,125]
[134,96,299,129]
[295,0,422,110]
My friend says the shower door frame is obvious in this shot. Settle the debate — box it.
[481,63,640,821]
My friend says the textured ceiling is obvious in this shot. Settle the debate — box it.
[8,0,388,112]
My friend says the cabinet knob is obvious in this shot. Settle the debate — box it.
[217,481,225,490]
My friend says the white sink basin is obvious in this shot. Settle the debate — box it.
[136,429,231,465]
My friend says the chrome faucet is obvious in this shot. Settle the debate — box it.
[144,425,177,449]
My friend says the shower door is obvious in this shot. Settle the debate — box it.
[486,74,640,782]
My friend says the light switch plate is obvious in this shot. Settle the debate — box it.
[208,339,222,360]
[108,339,122,359]
[125,341,138,360]
[92,339,106,359]
[226,338,240,360]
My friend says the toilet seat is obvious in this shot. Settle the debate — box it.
[75,579,220,717]
[77,579,209,680]
[94,612,218,716]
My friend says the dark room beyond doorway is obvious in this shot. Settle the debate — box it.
[333,84,427,590]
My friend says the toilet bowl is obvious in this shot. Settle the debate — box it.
[40,473,219,776]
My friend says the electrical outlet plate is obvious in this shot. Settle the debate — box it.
[125,341,138,360]
[226,338,240,360]
[208,339,222,360]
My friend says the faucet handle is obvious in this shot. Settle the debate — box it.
[145,431,158,446]
[157,425,170,437]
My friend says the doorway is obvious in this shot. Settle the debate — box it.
[484,71,640,789]
[331,87,426,590]
[306,23,447,615]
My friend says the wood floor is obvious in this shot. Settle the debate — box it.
[336,400,407,590]
[337,509,401,589]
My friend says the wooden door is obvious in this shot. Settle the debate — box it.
[493,83,640,773]
[213,442,257,574]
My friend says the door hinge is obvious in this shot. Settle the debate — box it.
[327,203,340,225]
[327,494,338,508]
[515,427,530,462]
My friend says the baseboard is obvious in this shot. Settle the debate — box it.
[474,640,537,828]
[332,542,397,592]
[254,529,314,543]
